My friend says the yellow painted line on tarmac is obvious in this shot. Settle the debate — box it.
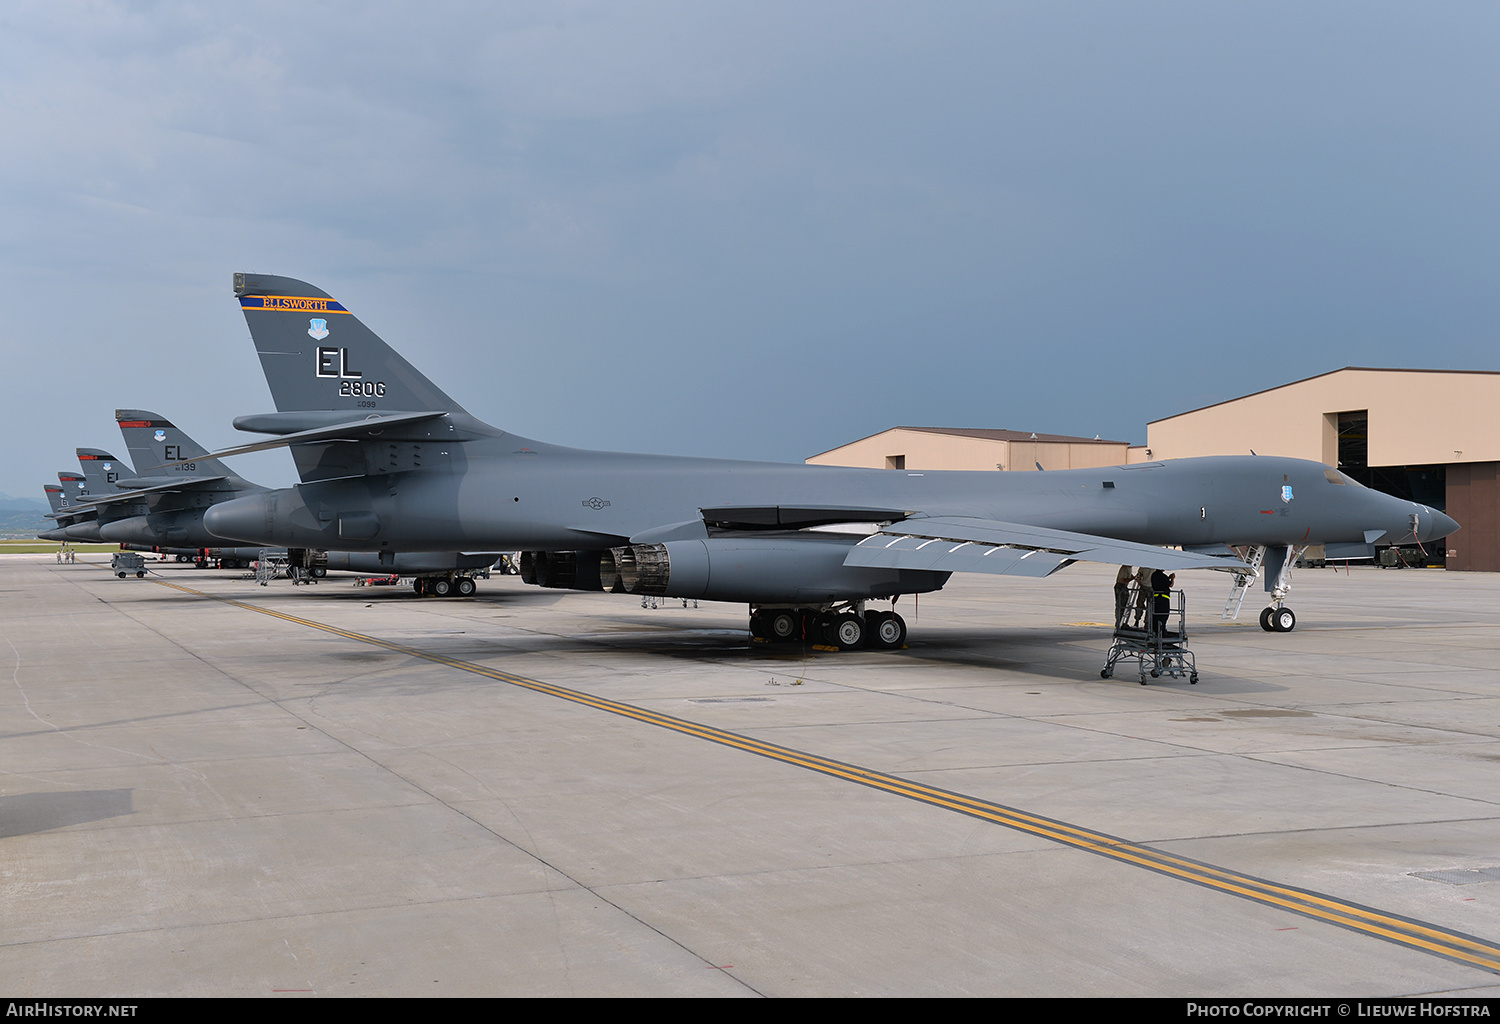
[151,577,1500,975]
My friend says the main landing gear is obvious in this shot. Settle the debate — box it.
[413,574,479,598]
[748,603,907,651]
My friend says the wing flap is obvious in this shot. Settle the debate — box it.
[844,534,1077,577]
[844,515,1245,575]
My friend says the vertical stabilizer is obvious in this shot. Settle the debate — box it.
[233,273,465,415]
[76,448,134,491]
[115,411,234,479]
[56,471,89,509]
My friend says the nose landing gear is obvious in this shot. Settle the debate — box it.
[1226,544,1305,633]
[1259,605,1296,632]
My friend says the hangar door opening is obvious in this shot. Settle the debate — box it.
[1336,410,1446,565]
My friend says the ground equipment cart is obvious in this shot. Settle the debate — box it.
[1101,585,1198,685]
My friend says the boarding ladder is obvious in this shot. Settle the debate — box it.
[1221,545,1266,620]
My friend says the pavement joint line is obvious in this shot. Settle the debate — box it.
[150,577,1500,976]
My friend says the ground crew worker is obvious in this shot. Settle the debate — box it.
[1149,569,1175,636]
[1114,565,1134,627]
[1131,566,1152,627]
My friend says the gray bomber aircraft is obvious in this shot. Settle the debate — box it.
[90,410,500,590]
[197,273,1459,648]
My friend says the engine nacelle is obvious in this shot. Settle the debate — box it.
[596,534,948,604]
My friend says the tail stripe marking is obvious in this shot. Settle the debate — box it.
[239,296,351,313]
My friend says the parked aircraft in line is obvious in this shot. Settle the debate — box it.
[67,443,261,568]
[39,478,91,542]
[195,273,1458,647]
[54,411,499,592]
[41,470,108,542]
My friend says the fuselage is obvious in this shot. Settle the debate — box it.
[201,435,1455,557]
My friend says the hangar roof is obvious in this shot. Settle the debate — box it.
[1151,367,1500,425]
[807,426,1132,471]
[809,426,1124,460]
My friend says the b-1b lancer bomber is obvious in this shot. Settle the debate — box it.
[201,273,1458,649]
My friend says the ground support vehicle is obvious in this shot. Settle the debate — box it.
[110,551,147,578]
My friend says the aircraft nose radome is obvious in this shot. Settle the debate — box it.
[1428,509,1460,540]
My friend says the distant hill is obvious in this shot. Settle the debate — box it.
[0,493,53,538]
[0,492,48,513]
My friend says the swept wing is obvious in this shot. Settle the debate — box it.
[844,516,1246,577]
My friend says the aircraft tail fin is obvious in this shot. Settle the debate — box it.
[233,273,466,415]
[115,411,233,478]
[75,448,133,491]
[56,471,89,508]
[42,484,65,514]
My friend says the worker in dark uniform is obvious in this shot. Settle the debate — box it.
[1149,568,1175,637]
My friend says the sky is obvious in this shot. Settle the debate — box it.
[2,1,1497,499]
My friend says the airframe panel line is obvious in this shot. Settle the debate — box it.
[148,577,1500,976]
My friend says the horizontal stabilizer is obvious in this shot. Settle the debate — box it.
[71,477,228,506]
[157,411,450,466]
[844,516,1247,577]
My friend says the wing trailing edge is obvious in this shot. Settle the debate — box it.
[843,516,1247,577]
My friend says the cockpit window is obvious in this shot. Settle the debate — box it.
[1324,468,1364,487]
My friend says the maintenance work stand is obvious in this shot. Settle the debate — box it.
[1101,584,1199,685]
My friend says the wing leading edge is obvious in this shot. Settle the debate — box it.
[843,516,1246,578]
